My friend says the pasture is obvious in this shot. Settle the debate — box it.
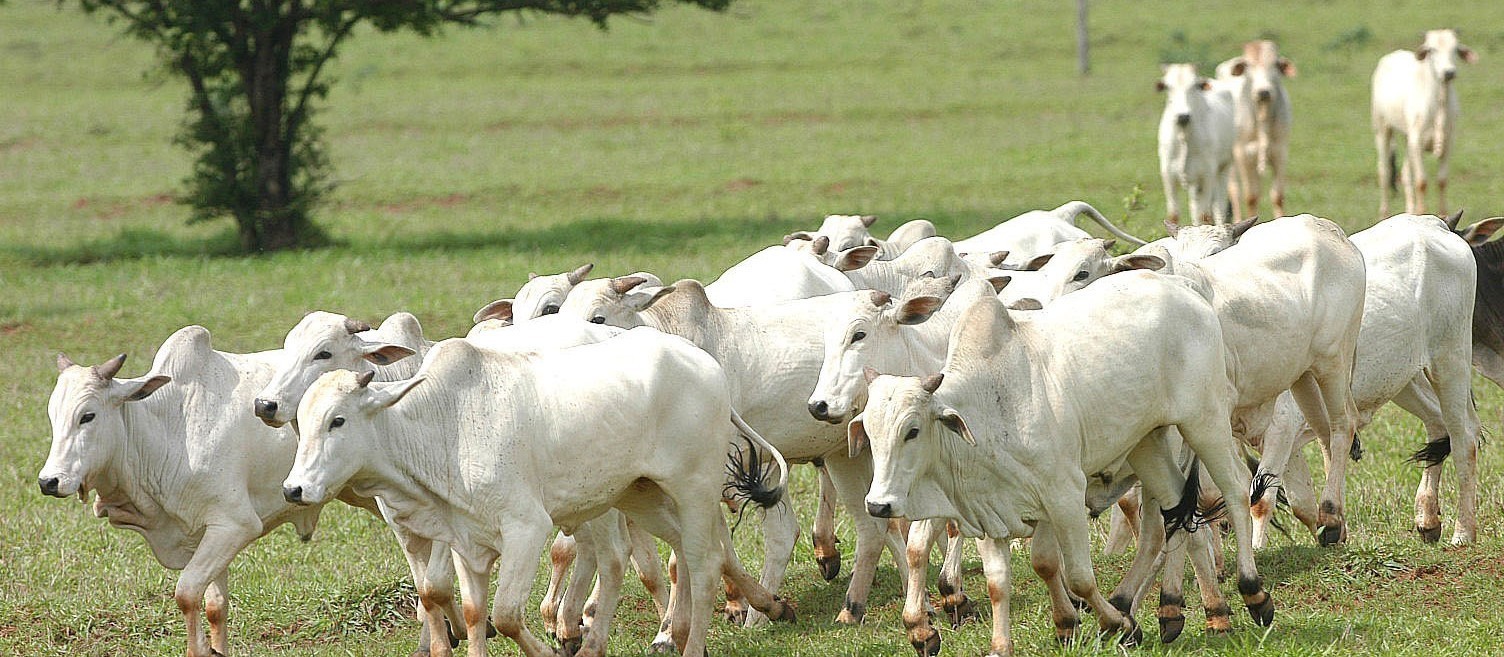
[4,0,1504,654]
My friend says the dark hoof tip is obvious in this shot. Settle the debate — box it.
[487,619,499,638]
[1418,525,1443,543]
[910,631,942,657]
[944,596,978,628]
[1317,524,1346,547]
[1159,615,1185,644]
[773,597,798,623]
[1247,596,1276,627]
[1120,621,1144,647]
[817,556,842,581]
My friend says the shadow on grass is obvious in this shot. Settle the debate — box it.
[1,210,1015,266]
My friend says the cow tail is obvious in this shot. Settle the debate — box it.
[725,408,789,511]
[1057,200,1149,246]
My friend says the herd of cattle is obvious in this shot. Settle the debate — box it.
[35,31,1499,657]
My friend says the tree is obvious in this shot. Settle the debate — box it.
[72,0,731,252]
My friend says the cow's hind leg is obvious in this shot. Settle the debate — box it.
[812,462,843,581]
[1176,414,1273,628]
[540,532,575,638]
[938,522,974,626]
[741,498,797,626]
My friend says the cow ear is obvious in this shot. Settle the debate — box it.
[57,353,76,372]
[472,299,514,324]
[1164,218,1181,237]
[833,246,880,272]
[937,408,976,446]
[364,376,425,411]
[1230,59,1247,76]
[117,375,171,402]
[860,214,878,227]
[1277,56,1297,77]
[1023,253,1053,271]
[1459,45,1478,64]
[988,275,1012,293]
[896,296,944,325]
[1111,254,1165,273]
[847,415,868,458]
[811,236,831,256]
[1459,217,1504,246]
[527,272,539,281]
[623,285,676,311]
[1008,298,1043,311]
[359,341,417,366]
[863,366,882,384]
[566,263,595,285]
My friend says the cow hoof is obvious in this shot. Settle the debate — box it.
[1317,523,1346,547]
[1417,524,1443,543]
[1245,593,1276,627]
[1119,619,1143,647]
[648,638,677,654]
[943,595,977,628]
[909,628,941,657]
[721,605,747,626]
[770,596,797,623]
[1158,614,1185,644]
[817,555,842,581]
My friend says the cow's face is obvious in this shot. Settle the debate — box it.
[817,214,880,252]
[512,263,593,323]
[255,312,416,427]
[558,276,668,328]
[809,291,892,423]
[1418,29,1476,83]
[284,370,423,506]
[855,373,974,520]
[1229,41,1294,106]
[1012,239,1164,306]
[1157,63,1211,127]
[40,355,170,499]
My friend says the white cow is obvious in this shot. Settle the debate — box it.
[953,201,1147,267]
[38,328,368,657]
[282,328,794,657]
[1216,40,1296,220]
[841,236,991,294]
[855,280,1272,657]
[786,214,938,259]
[559,276,909,626]
[470,263,595,325]
[1373,29,1477,217]
[706,241,861,306]
[1157,64,1237,226]
[1252,213,1480,546]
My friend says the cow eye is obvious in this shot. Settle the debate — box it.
[851,331,866,344]
[329,416,345,430]
[590,316,606,324]
[1073,270,1090,282]
[314,351,332,361]
[904,427,919,441]
[79,412,95,425]
[542,304,560,316]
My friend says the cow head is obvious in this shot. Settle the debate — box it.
[283,369,424,506]
[558,273,672,328]
[473,263,593,326]
[787,234,881,271]
[1007,238,1163,305]
[255,312,419,427]
[854,371,975,520]
[39,354,171,499]
[1227,40,1295,107]
[1157,63,1213,128]
[1417,29,1476,83]
[1167,217,1256,261]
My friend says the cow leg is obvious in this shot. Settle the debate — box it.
[1405,133,1427,214]
[1108,489,1167,621]
[1028,525,1082,644]
[1044,502,1140,645]
[937,522,974,626]
[1279,445,1322,537]
[1186,528,1232,636]
[626,519,669,616]
[1103,487,1141,555]
[478,523,553,657]
[205,572,229,656]
[540,532,575,638]
[1162,169,1182,225]
[175,525,255,657]
[826,451,909,624]
[713,518,797,624]
[1237,143,1260,219]
[381,499,461,655]
[1176,413,1273,628]
[1288,372,1346,545]
[812,462,843,581]
[1429,359,1482,545]
[1436,149,1451,214]
[556,523,602,655]
[1269,137,1288,216]
[977,537,1014,657]
[1392,377,1450,542]
[1187,181,1207,226]
[741,499,797,626]
[647,551,679,653]
[902,519,945,656]
[1250,398,1304,548]
[1375,127,1395,217]
[575,516,631,657]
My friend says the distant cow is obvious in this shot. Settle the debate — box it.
[1373,29,1478,216]
[1157,64,1237,225]
[785,214,938,259]
[1217,41,1296,220]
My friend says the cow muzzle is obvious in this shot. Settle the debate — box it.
[1175,113,1191,127]
[866,500,895,518]
[807,400,844,424]
[253,398,288,427]
[283,485,307,505]
[1255,89,1272,102]
[1443,69,1457,82]
[39,476,63,498]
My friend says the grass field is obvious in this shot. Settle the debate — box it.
[4,0,1504,655]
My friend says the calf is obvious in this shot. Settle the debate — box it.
[1157,64,1237,225]
[856,279,1271,657]
[1373,29,1477,216]
[282,329,795,657]
[1217,41,1296,220]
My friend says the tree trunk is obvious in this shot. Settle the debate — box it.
[240,18,306,252]
[1076,0,1089,77]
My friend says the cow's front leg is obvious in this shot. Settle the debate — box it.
[742,498,798,626]
[176,523,257,657]
[826,450,908,624]
[977,537,1014,657]
[902,520,945,656]
[477,522,553,657]
[205,572,230,656]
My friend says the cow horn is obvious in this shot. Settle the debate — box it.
[94,353,127,380]
[860,214,878,227]
[566,263,595,285]
[356,370,376,388]
[863,366,882,384]
[609,276,647,295]
[57,353,76,372]
[870,290,892,307]
[988,251,1009,266]
[344,318,371,334]
[919,372,944,394]
[1445,209,1465,230]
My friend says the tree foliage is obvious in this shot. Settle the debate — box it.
[70,0,732,252]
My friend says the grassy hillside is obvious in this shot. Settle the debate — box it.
[3,0,1504,655]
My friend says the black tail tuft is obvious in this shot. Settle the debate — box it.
[1407,435,1452,467]
[724,437,783,511]
[1349,434,1364,462]
[1386,151,1398,191]
[1164,459,1220,538]
[1249,471,1280,506]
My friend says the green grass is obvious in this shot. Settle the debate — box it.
[4,0,1504,655]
